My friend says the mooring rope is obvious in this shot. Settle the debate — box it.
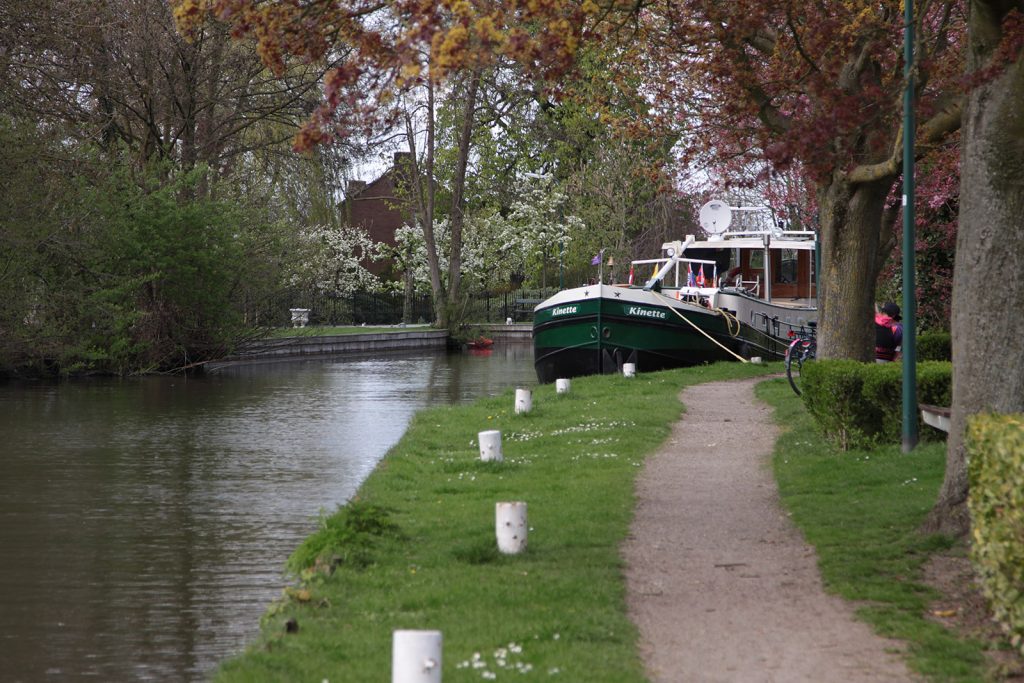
[716,305,742,337]
[649,290,749,363]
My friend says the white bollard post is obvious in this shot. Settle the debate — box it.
[555,378,571,394]
[392,630,442,683]
[514,387,532,414]
[478,430,503,462]
[622,362,636,377]
[496,501,528,554]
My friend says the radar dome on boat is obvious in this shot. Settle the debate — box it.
[699,200,732,235]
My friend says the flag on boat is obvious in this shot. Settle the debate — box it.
[686,262,696,287]
[628,264,635,285]
[591,249,605,265]
[696,264,706,287]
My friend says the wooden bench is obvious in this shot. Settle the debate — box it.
[512,298,542,322]
[920,404,951,433]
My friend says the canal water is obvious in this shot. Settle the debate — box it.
[0,347,535,682]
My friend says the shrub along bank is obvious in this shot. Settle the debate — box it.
[800,360,952,450]
[918,331,953,362]
[969,414,1024,656]
[217,364,998,682]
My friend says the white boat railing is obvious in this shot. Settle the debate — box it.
[668,286,719,298]
[715,229,816,241]
[737,275,760,296]
[632,256,718,290]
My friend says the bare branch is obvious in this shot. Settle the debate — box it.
[846,96,962,184]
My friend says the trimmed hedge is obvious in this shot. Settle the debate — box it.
[801,360,952,450]
[968,414,1024,653]
[917,331,952,361]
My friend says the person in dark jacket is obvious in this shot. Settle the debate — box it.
[875,302,903,362]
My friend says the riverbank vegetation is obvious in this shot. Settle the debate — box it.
[0,1,359,377]
[0,154,290,376]
[216,366,1006,682]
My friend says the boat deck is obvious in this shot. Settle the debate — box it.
[770,298,816,309]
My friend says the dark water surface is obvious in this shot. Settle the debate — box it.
[0,347,534,682]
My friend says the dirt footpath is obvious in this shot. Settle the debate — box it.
[623,377,917,682]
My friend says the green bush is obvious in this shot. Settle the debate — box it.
[917,361,954,406]
[82,164,260,371]
[968,414,1024,654]
[860,361,905,438]
[286,502,403,575]
[801,360,878,450]
[0,150,294,375]
[801,360,952,450]
[862,361,953,440]
[917,331,952,361]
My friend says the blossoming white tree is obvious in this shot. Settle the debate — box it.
[382,175,583,299]
[379,223,433,295]
[498,177,583,290]
[288,224,381,297]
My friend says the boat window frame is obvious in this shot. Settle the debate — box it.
[773,249,799,285]
[749,250,765,270]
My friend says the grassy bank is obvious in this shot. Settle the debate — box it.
[218,365,995,682]
[757,379,995,682]
[216,362,776,682]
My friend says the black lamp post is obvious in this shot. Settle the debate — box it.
[902,0,919,452]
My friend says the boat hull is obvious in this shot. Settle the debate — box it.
[532,285,809,383]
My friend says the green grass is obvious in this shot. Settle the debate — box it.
[757,378,993,682]
[266,324,432,338]
[216,366,996,682]
[215,361,777,682]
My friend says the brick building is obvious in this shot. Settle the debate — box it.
[342,152,415,276]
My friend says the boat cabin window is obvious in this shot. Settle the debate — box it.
[748,251,765,271]
[769,248,816,299]
[774,249,799,285]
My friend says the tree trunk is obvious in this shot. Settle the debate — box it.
[925,0,1024,535]
[406,82,446,326]
[445,71,481,327]
[815,173,897,360]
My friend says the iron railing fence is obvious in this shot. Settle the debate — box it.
[245,289,433,328]
[466,288,559,324]
[245,288,560,328]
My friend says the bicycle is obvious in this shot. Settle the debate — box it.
[784,323,817,396]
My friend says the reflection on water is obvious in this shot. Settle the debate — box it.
[0,347,534,682]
